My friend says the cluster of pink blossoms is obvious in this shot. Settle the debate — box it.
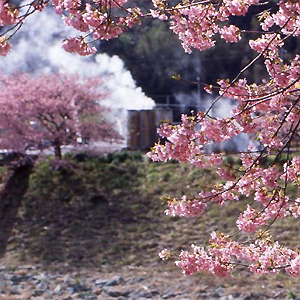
[169,232,300,277]
[219,25,241,43]
[150,0,260,53]
[146,0,300,277]
[0,0,143,56]
[62,37,96,56]
[0,0,18,26]
[0,36,11,56]
[179,231,300,277]
[0,0,18,56]
[164,196,207,217]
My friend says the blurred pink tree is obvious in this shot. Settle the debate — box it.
[0,73,121,159]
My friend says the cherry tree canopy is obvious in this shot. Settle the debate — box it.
[0,72,120,159]
[2,0,300,277]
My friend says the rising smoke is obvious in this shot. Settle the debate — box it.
[0,6,155,140]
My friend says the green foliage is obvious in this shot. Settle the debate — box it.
[104,150,144,163]
[0,165,8,182]
[26,151,144,205]
[161,171,171,182]
[222,155,238,166]
[258,153,297,169]
[65,150,143,164]
[27,160,76,203]
[287,290,296,299]
[187,168,203,181]
[25,152,247,208]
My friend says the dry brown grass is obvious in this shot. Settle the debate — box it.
[1,152,300,298]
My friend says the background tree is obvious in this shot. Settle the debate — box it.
[0,72,120,159]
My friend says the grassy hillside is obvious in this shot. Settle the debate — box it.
[1,150,300,297]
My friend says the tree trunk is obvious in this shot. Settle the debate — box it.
[54,139,62,160]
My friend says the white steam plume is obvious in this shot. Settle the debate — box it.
[0,7,155,143]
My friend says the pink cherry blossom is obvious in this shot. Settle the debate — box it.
[219,25,241,43]
[0,0,18,26]
[236,205,268,232]
[165,196,207,217]
[62,37,96,56]
[0,36,11,56]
